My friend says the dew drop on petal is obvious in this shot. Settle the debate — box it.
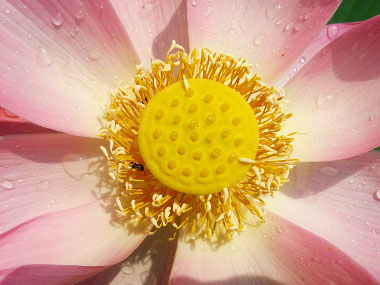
[75,10,85,20]
[37,181,50,191]
[299,57,306,64]
[191,0,197,6]
[375,189,380,201]
[36,47,53,66]
[61,153,89,181]
[0,178,14,190]
[4,109,18,118]
[140,271,156,284]
[369,114,377,122]
[319,166,339,177]
[350,41,359,54]
[87,46,104,60]
[51,12,64,27]
[266,4,282,20]
[327,24,339,40]
[121,263,135,274]
[316,93,336,109]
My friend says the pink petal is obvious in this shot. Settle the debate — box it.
[170,212,376,284]
[0,265,105,285]
[79,227,178,285]
[0,133,102,234]
[0,133,148,283]
[282,15,380,161]
[0,107,56,135]
[276,22,361,87]
[109,0,189,66]
[268,150,380,281]
[186,0,341,84]
[0,1,139,136]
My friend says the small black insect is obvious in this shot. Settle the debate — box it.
[130,162,145,171]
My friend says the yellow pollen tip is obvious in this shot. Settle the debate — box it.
[138,78,260,195]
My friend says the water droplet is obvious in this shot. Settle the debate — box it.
[61,153,89,181]
[276,224,287,234]
[140,271,156,284]
[350,41,359,54]
[369,242,376,247]
[17,179,23,183]
[0,178,14,190]
[191,0,197,6]
[121,263,135,274]
[37,181,50,191]
[369,114,377,122]
[51,12,64,27]
[358,53,366,61]
[4,109,18,118]
[36,47,53,66]
[248,264,256,275]
[375,189,380,201]
[206,5,213,16]
[317,93,336,109]
[87,46,104,60]
[5,7,10,15]
[266,4,282,20]
[319,166,339,177]
[293,67,297,73]
[299,57,306,64]
[254,34,264,46]
[327,24,339,40]
[231,244,238,252]
[284,22,294,31]
[75,10,85,20]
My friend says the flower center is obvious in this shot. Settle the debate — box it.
[138,78,259,195]
[100,41,298,239]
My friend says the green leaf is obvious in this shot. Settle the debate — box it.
[329,0,380,23]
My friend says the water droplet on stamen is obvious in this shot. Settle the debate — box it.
[0,178,14,190]
[319,166,339,177]
[327,24,339,40]
[62,153,89,181]
[36,47,53,66]
[51,12,64,27]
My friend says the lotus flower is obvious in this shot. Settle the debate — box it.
[1,1,380,284]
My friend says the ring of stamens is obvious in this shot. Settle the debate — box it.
[100,41,298,239]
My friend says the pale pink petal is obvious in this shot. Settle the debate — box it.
[0,1,139,136]
[268,151,380,281]
[109,0,189,66]
[0,265,105,285]
[276,22,361,87]
[0,134,148,283]
[186,0,341,84]
[79,227,178,285]
[282,15,380,161]
[170,212,376,284]
[0,133,102,234]
[0,107,55,135]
